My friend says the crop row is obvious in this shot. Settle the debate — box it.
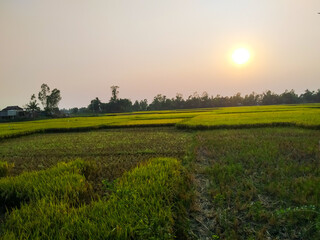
[0,160,91,213]
[1,158,184,240]
[0,128,191,195]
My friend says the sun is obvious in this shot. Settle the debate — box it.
[232,48,250,65]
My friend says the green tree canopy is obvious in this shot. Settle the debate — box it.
[38,84,62,114]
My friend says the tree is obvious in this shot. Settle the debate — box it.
[70,107,79,115]
[88,97,102,113]
[173,93,184,109]
[229,92,243,106]
[110,86,119,103]
[139,99,148,111]
[315,89,320,103]
[25,94,40,118]
[38,84,50,110]
[212,94,226,107]
[242,92,259,106]
[280,89,299,104]
[261,90,279,105]
[78,107,90,114]
[149,94,167,110]
[38,84,62,114]
[117,98,132,112]
[186,92,201,108]
[48,88,62,110]
[300,89,316,103]
[132,100,140,111]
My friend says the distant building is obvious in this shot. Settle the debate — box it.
[0,106,25,119]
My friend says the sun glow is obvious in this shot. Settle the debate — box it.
[232,48,250,65]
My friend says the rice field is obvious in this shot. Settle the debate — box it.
[0,104,320,239]
[0,127,191,195]
[0,127,192,239]
[0,111,202,139]
[1,104,320,140]
[192,128,320,239]
[176,104,320,130]
[1,158,184,239]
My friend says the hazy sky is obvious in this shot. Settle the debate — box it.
[1,0,320,109]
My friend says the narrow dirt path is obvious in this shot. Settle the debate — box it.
[189,145,216,240]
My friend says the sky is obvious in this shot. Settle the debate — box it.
[0,0,320,109]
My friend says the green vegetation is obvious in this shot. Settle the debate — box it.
[0,111,201,139]
[81,87,320,114]
[0,128,190,195]
[1,104,320,140]
[177,104,320,130]
[195,128,320,239]
[2,158,184,240]
[0,161,14,178]
[21,85,320,117]
[0,104,320,239]
[0,160,91,211]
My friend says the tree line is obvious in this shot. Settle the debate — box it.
[71,87,320,114]
[24,84,320,116]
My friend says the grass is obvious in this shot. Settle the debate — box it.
[2,158,184,240]
[195,128,320,239]
[0,161,13,178]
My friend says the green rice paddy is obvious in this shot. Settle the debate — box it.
[1,104,319,140]
[195,128,320,239]
[0,104,320,239]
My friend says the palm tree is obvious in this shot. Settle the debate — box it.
[25,94,40,118]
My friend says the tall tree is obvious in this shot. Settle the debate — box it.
[38,84,50,110]
[110,86,119,103]
[47,88,62,111]
[38,84,62,114]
